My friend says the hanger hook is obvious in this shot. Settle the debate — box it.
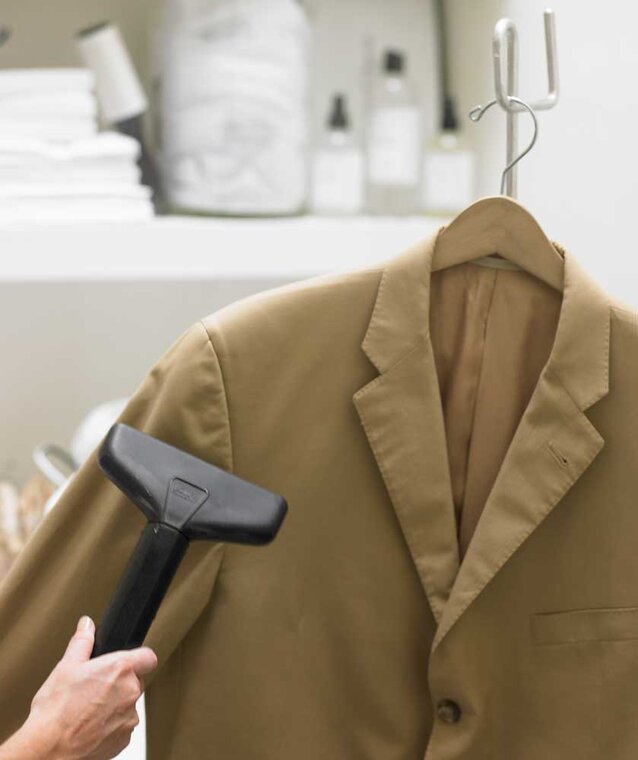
[494,11,559,113]
[469,96,538,195]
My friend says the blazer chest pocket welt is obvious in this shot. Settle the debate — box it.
[531,606,638,645]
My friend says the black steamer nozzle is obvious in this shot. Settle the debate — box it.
[91,423,287,657]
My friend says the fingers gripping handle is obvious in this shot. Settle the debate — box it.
[92,523,188,658]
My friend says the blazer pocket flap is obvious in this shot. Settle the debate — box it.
[531,606,638,645]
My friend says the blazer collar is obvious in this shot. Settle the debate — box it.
[362,228,610,412]
[353,227,611,651]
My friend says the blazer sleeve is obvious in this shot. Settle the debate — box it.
[0,320,231,741]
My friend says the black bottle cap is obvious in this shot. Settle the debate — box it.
[384,49,405,74]
[327,93,350,130]
[442,95,459,131]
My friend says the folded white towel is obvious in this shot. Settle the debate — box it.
[0,163,140,184]
[0,132,140,162]
[0,132,141,183]
[0,90,97,118]
[0,117,97,142]
[0,68,94,95]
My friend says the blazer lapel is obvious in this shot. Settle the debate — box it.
[353,340,460,624]
[353,233,460,624]
[353,232,611,645]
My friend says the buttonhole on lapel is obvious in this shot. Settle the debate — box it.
[547,441,569,468]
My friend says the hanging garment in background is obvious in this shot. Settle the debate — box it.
[0,229,636,759]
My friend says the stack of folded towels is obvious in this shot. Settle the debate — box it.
[0,68,153,222]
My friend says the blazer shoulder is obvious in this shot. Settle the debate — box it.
[610,297,638,328]
[200,263,385,342]
[609,298,638,356]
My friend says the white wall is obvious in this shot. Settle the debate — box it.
[0,278,293,484]
[448,0,638,307]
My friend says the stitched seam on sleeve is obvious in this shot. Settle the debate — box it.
[197,320,234,474]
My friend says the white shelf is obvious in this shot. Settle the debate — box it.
[1,215,447,282]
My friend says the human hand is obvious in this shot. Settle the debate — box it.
[3,616,157,760]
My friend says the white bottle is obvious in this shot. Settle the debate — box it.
[422,97,475,216]
[365,49,422,216]
[310,94,363,215]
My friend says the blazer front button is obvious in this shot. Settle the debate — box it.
[436,698,462,724]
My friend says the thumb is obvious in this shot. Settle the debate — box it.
[62,616,95,663]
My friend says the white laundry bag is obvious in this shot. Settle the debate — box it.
[155,0,310,215]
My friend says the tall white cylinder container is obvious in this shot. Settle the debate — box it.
[156,0,310,216]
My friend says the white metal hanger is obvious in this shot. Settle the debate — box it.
[489,9,559,198]
[433,9,565,292]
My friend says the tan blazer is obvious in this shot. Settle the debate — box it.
[1,228,637,759]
